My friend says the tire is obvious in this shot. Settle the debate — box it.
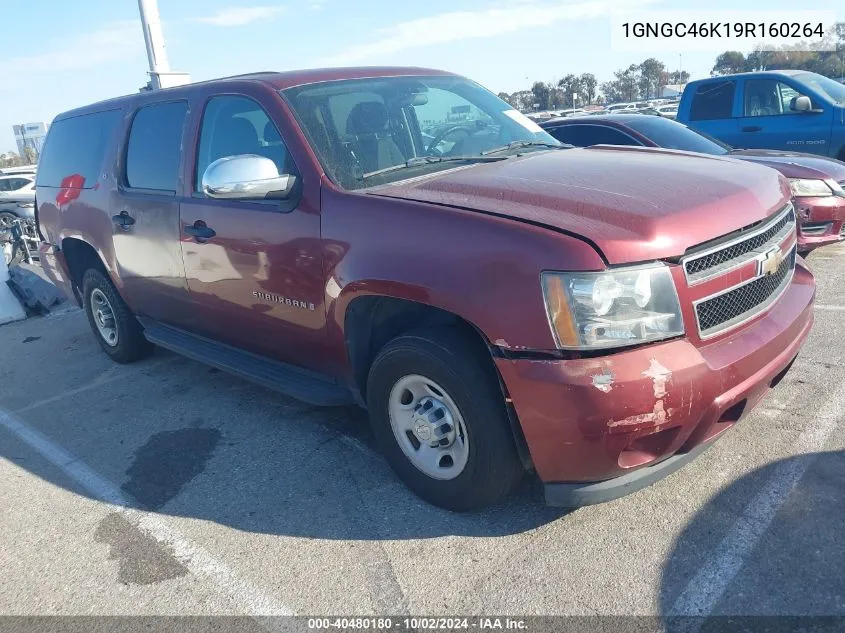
[366,328,523,511]
[82,268,152,363]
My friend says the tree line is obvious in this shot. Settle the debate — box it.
[0,148,36,168]
[497,59,691,111]
[712,23,845,77]
[500,22,845,111]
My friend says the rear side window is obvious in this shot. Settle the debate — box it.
[125,101,188,193]
[689,81,736,121]
[546,124,640,147]
[37,109,121,188]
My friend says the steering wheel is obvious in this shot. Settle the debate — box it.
[425,125,473,155]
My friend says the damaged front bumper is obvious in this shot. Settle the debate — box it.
[495,263,815,507]
[795,195,845,252]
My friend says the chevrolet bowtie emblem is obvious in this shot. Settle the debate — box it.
[758,246,784,277]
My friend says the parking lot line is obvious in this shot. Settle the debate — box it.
[669,376,845,620]
[0,405,294,617]
[815,305,845,312]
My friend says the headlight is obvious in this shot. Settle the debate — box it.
[789,179,834,197]
[541,264,684,350]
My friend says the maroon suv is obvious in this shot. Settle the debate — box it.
[35,68,815,510]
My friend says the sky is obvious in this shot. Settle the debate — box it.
[2,0,843,153]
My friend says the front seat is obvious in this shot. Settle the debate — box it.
[211,117,262,163]
[345,101,405,174]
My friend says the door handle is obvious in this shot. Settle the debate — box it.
[741,126,762,132]
[112,211,135,230]
[184,221,216,242]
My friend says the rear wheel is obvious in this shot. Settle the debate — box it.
[82,269,152,363]
[366,328,523,511]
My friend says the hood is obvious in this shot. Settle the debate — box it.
[367,146,790,264]
[729,149,845,182]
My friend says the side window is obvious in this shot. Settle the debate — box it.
[36,109,122,189]
[689,81,736,121]
[196,95,290,191]
[744,80,807,117]
[0,180,10,192]
[10,178,30,190]
[125,101,188,193]
[547,125,639,147]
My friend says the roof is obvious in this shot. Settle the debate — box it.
[689,69,807,84]
[55,66,457,120]
[541,114,648,127]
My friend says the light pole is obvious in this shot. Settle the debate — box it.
[136,0,190,90]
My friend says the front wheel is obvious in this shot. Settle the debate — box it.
[367,328,523,511]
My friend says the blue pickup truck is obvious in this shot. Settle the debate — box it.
[677,70,845,161]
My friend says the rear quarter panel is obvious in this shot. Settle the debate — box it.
[36,112,128,298]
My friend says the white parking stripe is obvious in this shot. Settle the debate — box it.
[815,305,845,311]
[0,406,293,617]
[669,377,845,619]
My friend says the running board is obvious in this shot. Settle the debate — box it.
[140,319,354,406]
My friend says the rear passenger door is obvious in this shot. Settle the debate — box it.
[178,91,326,371]
[685,80,741,148]
[113,100,195,325]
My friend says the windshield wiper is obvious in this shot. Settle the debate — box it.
[481,140,571,156]
[360,155,509,180]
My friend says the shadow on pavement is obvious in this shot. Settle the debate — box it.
[659,450,845,630]
[1,334,570,541]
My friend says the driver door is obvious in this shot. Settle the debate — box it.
[178,91,327,372]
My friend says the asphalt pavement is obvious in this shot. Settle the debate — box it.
[1,244,844,626]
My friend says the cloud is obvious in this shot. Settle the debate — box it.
[197,6,286,27]
[319,0,656,65]
[5,21,142,75]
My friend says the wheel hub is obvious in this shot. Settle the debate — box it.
[90,288,118,347]
[410,396,456,448]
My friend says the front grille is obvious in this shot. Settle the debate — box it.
[683,205,795,283]
[695,247,796,337]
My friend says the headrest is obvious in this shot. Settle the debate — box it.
[346,101,389,135]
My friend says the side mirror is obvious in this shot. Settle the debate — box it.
[792,95,813,113]
[201,154,296,200]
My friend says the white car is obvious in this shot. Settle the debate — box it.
[656,105,679,119]
[0,176,36,229]
[0,174,35,197]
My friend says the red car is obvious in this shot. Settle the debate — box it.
[541,114,845,253]
[35,68,814,510]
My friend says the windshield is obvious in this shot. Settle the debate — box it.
[794,72,845,105]
[623,116,730,155]
[282,75,560,190]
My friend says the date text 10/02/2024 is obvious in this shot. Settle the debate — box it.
[307,617,528,630]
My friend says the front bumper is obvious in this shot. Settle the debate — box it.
[495,262,815,506]
[795,195,845,251]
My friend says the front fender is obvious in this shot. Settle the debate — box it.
[320,186,606,374]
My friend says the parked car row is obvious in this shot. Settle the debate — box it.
[541,114,845,252]
[34,66,818,511]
